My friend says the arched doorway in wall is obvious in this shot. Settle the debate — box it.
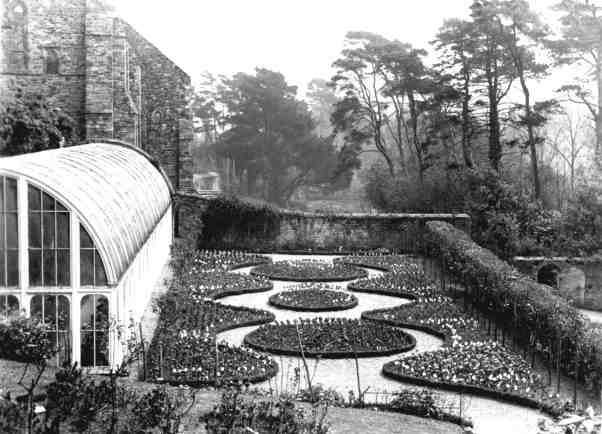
[80,294,109,367]
[537,263,561,288]
[30,294,70,366]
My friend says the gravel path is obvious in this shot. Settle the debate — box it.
[216,254,550,434]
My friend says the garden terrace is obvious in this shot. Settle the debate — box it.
[250,260,368,282]
[268,283,358,311]
[243,318,416,358]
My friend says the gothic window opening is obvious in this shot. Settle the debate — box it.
[30,294,71,366]
[5,1,29,71]
[0,177,18,287]
[28,185,70,287]
[80,294,109,367]
[45,48,59,74]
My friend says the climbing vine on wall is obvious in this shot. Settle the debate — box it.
[200,195,280,249]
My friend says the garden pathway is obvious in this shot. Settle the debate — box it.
[216,254,550,434]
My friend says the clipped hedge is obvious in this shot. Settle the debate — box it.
[424,221,602,390]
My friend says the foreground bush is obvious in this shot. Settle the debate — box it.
[0,316,55,363]
[0,364,194,433]
[203,387,330,434]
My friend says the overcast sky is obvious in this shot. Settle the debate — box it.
[112,0,566,96]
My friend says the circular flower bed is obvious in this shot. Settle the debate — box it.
[244,318,415,358]
[251,260,367,282]
[268,284,358,312]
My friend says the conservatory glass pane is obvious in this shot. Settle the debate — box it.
[6,250,18,286]
[57,250,70,286]
[28,213,41,248]
[79,225,93,248]
[5,178,17,212]
[43,213,55,249]
[30,295,43,320]
[94,251,107,286]
[57,296,70,330]
[43,250,56,286]
[95,296,108,329]
[56,213,69,248]
[42,192,54,211]
[95,332,108,366]
[6,213,17,248]
[80,295,94,330]
[29,250,42,286]
[28,185,40,211]
[80,250,93,286]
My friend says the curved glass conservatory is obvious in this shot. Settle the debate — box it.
[0,143,173,369]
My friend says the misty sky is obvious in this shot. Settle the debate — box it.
[113,0,569,97]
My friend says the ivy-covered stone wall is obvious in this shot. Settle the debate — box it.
[175,194,471,253]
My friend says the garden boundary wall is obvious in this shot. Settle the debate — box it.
[175,194,471,253]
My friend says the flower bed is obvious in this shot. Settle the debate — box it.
[381,341,561,415]
[149,301,277,385]
[335,254,421,272]
[173,247,271,274]
[348,265,439,300]
[250,260,367,282]
[189,271,273,300]
[362,293,563,415]
[268,283,358,312]
[244,318,416,358]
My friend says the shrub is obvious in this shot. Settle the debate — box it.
[0,316,55,363]
[203,387,330,434]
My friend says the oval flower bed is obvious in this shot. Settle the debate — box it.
[268,283,358,312]
[250,260,367,282]
[190,271,273,300]
[244,318,416,358]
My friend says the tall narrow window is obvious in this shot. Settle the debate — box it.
[30,294,70,366]
[0,177,19,287]
[28,185,70,287]
[80,294,109,367]
[80,225,107,286]
[0,295,19,320]
[45,48,59,74]
[5,1,29,71]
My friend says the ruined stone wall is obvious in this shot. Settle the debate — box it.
[1,0,87,139]
[1,0,192,190]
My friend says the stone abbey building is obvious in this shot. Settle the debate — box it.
[0,0,193,190]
